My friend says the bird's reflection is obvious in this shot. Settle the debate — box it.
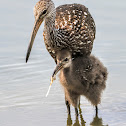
[67,114,72,126]
[67,105,107,126]
[90,116,103,126]
[67,105,86,126]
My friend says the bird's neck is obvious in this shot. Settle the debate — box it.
[44,10,66,50]
[44,11,57,40]
[45,17,55,31]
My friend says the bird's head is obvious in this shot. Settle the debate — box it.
[26,0,55,63]
[52,49,72,78]
[34,0,55,20]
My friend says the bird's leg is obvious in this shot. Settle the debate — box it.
[65,100,71,115]
[66,90,80,117]
[78,97,80,107]
[74,97,80,117]
[95,106,98,117]
[75,96,81,117]
[75,107,79,117]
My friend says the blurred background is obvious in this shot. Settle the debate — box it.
[0,0,126,125]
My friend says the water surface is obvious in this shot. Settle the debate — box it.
[0,0,126,125]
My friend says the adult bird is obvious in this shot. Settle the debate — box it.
[52,49,108,116]
[26,0,96,63]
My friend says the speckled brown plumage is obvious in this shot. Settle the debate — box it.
[26,0,96,63]
[43,3,95,62]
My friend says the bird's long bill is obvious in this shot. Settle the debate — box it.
[26,18,43,63]
[52,62,64,78]
[46,62,63,97]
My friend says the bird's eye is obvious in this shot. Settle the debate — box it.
[64,58,68,62]
[42,10,47,15]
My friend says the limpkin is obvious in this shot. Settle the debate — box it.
[26,0,96,63]
[51,49,108,116]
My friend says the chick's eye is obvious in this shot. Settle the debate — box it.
[42,10,47,15]
[64,58,68,62]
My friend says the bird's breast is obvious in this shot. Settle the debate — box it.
[59,67,85,93]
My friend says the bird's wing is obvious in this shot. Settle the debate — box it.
[55,4,96,55]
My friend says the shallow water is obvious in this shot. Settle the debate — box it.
[0,0,126,126]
